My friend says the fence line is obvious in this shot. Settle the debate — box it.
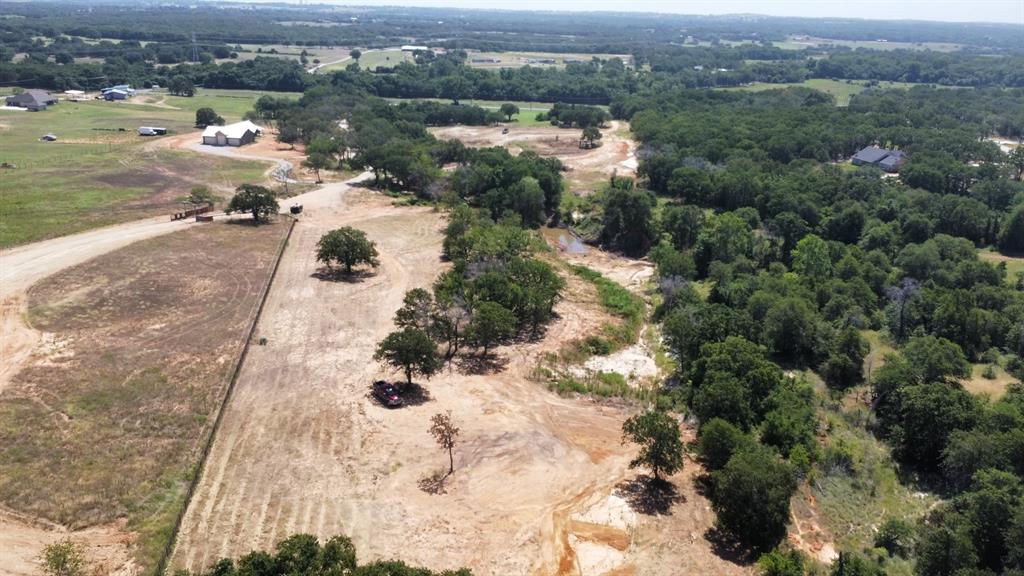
[152,216,296,576]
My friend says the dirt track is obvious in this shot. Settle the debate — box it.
[430,121,638,191]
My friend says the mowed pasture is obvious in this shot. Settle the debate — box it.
[0,219,290,571]
[229,44,354,65]
[385,97,564,126]
[718,79,925,105]
[0,89,296,248]
[320,48,413,72]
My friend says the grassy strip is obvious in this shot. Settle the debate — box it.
[534,264,655,400]
[569,264,644,353]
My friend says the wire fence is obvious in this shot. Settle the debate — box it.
[151,217,296,576]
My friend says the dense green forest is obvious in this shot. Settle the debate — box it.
[3,1,1024,95]
[2,2,1021,52]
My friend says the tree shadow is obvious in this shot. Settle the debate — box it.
[418,468,451,495]
[704,527,757,566]
[453,353,510,375]
[399,381,432,406]
[226,217,274,226]
[365,381,432,408]
[614,475,683,516]
[311,266,377,283]
[692,472,715,498]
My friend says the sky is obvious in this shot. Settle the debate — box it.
[303,0,1024,25]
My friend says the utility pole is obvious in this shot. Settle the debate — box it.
[191,32,199,63]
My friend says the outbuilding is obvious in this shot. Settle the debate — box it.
[5,89,58,111]
[201,121,262,147]
[852,145,908,173]
[104,89,130,101]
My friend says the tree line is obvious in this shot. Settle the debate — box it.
[565,73,1024,573]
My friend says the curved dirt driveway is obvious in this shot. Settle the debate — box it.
[0,171,369,574]
[0,170,368,393]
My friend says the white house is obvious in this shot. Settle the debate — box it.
[201,121,263,147]
[401,45,429,52]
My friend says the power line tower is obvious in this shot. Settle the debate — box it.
[191,32,199,63]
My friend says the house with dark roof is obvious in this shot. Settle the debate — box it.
[852,145,907,172]
[5,89,57,111]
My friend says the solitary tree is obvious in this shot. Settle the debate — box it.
[429,411,460,474]
[304,152,333,183]
[226,184,278,224]
[195,107,223,127]
[349,48,362,62]
[467,301,516,356]
[621,410,684,483]
[581,126,602,149]
[374,327,442,387]
[315,227,380,274]
[40,539,87,576]
[500,103,519,122]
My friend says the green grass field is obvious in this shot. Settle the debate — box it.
[719,79,924,106]
[384,97,572,126]
[320,48,412,72]
[0,89,292,247]
[978,248,1024,284]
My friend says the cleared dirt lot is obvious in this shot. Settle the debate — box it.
[430,121,638,192]
[0,220,289,573]
[170,187,751,575]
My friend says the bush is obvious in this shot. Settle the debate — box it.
[756,549,806,576]
[874,518,914,557]
[711,446,797,552]
[696,417,755,471]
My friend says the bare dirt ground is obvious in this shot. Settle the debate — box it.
[430,121,638,193]
[169,184,751,575]
[157,129,328,186]
[0,509,138,576]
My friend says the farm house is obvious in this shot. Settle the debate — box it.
[200,121,263,147]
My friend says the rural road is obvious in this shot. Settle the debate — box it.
[0,170,371,392]
[306,47,392,73]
